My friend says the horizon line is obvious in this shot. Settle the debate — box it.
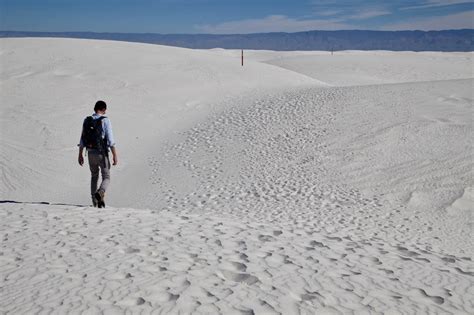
[1,29,473,36]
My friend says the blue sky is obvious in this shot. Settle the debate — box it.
[0,0,472,34]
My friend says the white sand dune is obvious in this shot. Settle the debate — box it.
[0,38,321,205]
[210,49,473,86]
[1,38,473,314]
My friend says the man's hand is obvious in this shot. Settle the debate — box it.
[78,154,84,166]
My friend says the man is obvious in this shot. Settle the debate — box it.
[78,100,118,208]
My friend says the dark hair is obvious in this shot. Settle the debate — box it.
[94,100,107,112]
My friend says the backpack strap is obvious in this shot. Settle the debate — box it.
[97,116,108,153]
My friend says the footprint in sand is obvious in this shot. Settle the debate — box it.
[124,247,140,254]
[117,297,147,306]
[417,289,445,305]
[258,234,275,242]
[220,261,247,272]
[219,270,259,285]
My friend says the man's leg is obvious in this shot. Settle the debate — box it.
[88,152,100,205]
[98,154,111,194]
[92,154,110,208]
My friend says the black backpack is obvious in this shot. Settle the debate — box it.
[81,116,107,152]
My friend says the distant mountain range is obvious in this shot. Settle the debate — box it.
[1,30,473,51]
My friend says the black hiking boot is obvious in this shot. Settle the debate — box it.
[92,195,98,207]
[95,190,105,208]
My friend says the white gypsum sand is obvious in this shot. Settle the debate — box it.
[0,38,473,314]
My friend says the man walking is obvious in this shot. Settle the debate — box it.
[78,100,118,208]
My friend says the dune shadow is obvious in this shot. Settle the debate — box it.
[0,200,88,207]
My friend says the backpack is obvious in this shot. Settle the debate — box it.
[81,116,107,152]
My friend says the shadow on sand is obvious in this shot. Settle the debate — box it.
[0,200,89,207]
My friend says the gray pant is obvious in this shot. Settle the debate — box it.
[88,151,110,196]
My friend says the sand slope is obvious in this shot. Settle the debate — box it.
[149,79,473,255]
[0,38,321,205]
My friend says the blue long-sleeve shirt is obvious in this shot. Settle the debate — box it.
[79,113,116,149]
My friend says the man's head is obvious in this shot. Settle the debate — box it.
[94,100,107,114]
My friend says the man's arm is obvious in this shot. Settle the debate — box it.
[103,118,116,148]
[110,146,118,166]
[78,124,85,166]
[104,118,118,165]
[78,146,84,166]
